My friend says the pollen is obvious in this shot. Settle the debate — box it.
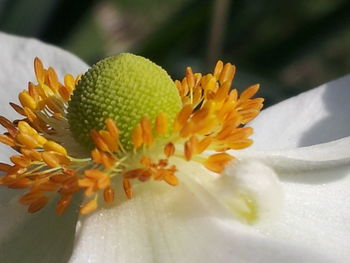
[0,54,263,216]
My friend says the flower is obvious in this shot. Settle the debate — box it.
[0,32,349,263]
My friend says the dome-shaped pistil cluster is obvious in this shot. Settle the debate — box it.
[68,53,182,150]
[0,54,263,215]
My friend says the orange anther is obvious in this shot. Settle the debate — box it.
[195,137,212,154]
[41,151,60,168]
[0,134,15,147]
[10,155,30,167]
[155,112,168,136]
[80,199,98,215]
[240,84,260,100]
[0,116,17,137]
[8,177,32,189]
[103,187,114,204]
[91,148,102,164]
[174,104,192,131]
[184,140,193,161]
[28,196,48,213]
[164,173,179,186]
[164,142,175,157]
[132,124,143,148]
[9,102,26,116]
[204,153,235,173]
[124,169,144,179]
[179,121,194,138]
[101,152,115,169]
[141,116,153,146]
[186,67,195,88]
[99,130,118,152]
[123,178,133,199]
[19,191,42,204]
[47,67,59,92]
[34,57,45,84]
[140,156,152,167]
[58,85,71,101]
[90,130,109,152]
[105,118,119,139]
[56,194,72,215]
[0,162,11,172]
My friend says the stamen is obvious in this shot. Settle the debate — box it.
[164,142,175,157]
[155,112,168,136]
[132,124,143,148]
[204,153,235,173]
[123,178,133,199]
[141,116,153,146]
[80,198,98,215]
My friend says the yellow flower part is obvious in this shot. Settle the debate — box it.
[0,53,263,216]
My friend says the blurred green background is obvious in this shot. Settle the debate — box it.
[0,0,349,106]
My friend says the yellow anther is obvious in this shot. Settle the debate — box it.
[18,121,37,136]
[64,74,75,92]
[43,141,68,156]
[19,91,37,110]
[41,151,60,168]
[213,60,224,78]
[155,112,168,136]
[80,199,98,215]
[16,133,39,148]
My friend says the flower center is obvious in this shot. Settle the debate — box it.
[0,55,263,216]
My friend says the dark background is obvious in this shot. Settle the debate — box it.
[1,0,349,106]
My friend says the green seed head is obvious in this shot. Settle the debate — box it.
[67,53,182,151]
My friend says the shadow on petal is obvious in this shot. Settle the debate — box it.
[299,75,350,146]
[0,189,81,263]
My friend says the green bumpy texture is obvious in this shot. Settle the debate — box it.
[67,53,182,151]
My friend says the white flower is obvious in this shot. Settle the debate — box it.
[0,32,349,263]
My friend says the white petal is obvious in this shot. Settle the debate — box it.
[235,138,350,262]
[70,165,338,263]
[0,185,81,263]
[0,33,88,262]
[250,75,350,149]
[0,32,88,162]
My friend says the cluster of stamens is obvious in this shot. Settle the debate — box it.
[0,57,263,215]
